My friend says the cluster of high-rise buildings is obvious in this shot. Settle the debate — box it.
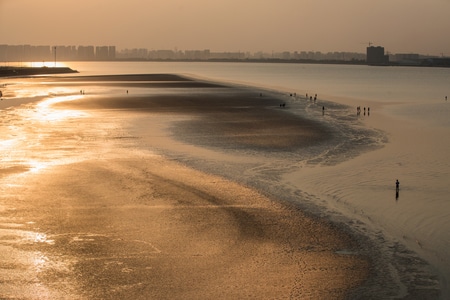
[0,45,116,62]
[0,44,447,66]
[117,48,367,62]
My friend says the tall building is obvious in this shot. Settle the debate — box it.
[95,46,116,60]
[77,46,95,60]
[96,46,109,60]
[53,46,77,60]
[108,46,116,60]
[0,45,51,62]
[366,46,389,65]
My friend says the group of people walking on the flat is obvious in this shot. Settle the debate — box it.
[283,92,325,114]
[304,93,325,114]
[357,106,370,116]
[304,93,319,104]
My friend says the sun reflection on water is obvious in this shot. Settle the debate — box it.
[24,61,68,68]
[0,90,91,176]
[33,94,87,122]
[20,231,55,245]
[0,139,16,149]
[27,160,51,173]
[32,253,49,273]
[1,80,80,101]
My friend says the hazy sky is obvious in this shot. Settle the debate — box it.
[1,0,449,55]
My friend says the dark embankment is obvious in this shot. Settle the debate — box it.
[0,66,78,77]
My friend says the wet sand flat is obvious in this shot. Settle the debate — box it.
[3,155,369,299]
[0,74,370,299]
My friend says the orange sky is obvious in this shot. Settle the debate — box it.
[1,0,449,55]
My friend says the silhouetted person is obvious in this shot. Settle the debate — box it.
[395,179,400,200]
[322,106,325,115]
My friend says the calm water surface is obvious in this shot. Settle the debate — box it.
[66,61,450,104]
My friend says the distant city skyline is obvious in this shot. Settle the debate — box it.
[1,0,449,57]
[0,44,446,64]
[3,44,449,68]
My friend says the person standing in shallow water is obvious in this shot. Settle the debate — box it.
[395,179,400,200]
